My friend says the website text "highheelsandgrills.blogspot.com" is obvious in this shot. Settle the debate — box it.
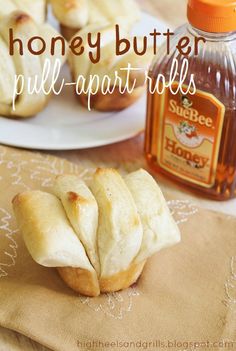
[77,339,236,350]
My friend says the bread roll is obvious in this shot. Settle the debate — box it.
[53,174,100,274]
[12,188,144,296]
[50,0,88,36]
[125,169,181,263]
[12,191,95,270]
[99,260,146,293]
[12,168,181,297]
[57,267,100,297]
[68,24,154,111]
[58,259,145,295]
[50,0,140,40]
[0,12,67,118]
[0,36,16,107]
[0,13,45,118]
[89,168,143,278]
[0,0,46,24]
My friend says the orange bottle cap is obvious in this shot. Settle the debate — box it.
[187,0,236,33]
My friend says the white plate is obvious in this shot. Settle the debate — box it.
[0,13,168,150]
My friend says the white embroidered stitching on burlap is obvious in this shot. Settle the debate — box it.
[79,286,140,320]
[0,208,18,278]
[29,156,64,187]
[0,147,89,278]
[0,148,70,277]
[11,160,31,190]
[0,150,30,190]
[167,200,199,225]
[224,256,236,313]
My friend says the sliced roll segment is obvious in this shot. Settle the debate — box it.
[124,169,181,263]
[12,191,96,270]
[90,168,143,278]
[53,174,100,274]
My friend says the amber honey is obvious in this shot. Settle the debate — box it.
[145,0,236,200]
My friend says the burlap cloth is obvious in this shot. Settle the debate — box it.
[0,145,235,351]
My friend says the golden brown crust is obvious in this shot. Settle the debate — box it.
[99,260,146,293]
[78,86,145,112]
[60,24,79,41]
[14,12,30,25]
[67,191,88,204]
[0,0,46,24]
[57,267,100,297]
[57,260,146,296]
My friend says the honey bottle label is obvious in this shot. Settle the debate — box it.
[156,83,225,188]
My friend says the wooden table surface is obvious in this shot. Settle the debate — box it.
[1,1,235,350]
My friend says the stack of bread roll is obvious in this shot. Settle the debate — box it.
[13,169,181,297]
[51,0,153,112]
[0,0,154,117]
[0,11,67,118]
[50,0,141,41]
[69,24,154,111]
[0,0,68,119]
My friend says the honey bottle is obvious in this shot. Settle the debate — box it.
[145,0,236,200]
